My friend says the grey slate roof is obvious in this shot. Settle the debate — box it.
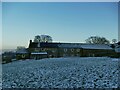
[16,49,28,54]
[80,44,113,50]
[29,42,113,50]
[115,48,120,52]
[29,42,59,48]
[58,43,81,48]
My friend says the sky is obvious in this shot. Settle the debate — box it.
[0,2,2,51]
[1,0,120,2]
[2,2,118,50]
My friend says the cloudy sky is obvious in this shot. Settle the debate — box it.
[2,2,118,49]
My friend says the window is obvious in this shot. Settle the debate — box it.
[77,49,80,52]
[44,48,46,51]
[52,50,55,53]
[38,43,40,47]
[41,48,45,51]
[64,49,67,52]
[71,49,74,52]
[35,48,39,52]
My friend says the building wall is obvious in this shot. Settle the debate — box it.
[28,47,117,58]
[29,47,82,58]
[16,53,29,60]
[30,54,47,59]
[81,49,116,57]
[57,48,81,57]
[29,48,58,58]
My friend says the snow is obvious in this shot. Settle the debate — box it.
[58,43,113,50]
[112,58,120,61]
[0,64,2,89]
[58,43,81,48]
[2,57,119,88]
[80,44,112,50]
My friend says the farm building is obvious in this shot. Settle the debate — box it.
[114,41,120,57]
[16,48,29,60]
[28,40,117,59]
[2,52,16,63]
[80,44,115,57]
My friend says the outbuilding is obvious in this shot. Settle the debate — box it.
[16,49,29,60]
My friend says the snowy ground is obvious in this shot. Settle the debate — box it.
[2,57,120,88]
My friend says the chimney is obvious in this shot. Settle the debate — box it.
[38,42,40,47]
[30,40,32,44]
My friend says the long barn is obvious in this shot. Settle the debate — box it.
[27,40,117,59]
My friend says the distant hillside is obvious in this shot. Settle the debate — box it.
[1,49,16,54]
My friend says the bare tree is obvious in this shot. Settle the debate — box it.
[85,36,110,44]
[34,35,52,43]
[112,39,117,44]
[34,35,41,42]
[17,46,26,50]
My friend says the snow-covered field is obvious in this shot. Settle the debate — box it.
[2,57,120,88]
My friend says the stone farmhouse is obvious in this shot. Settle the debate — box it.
[20,40,118,60]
